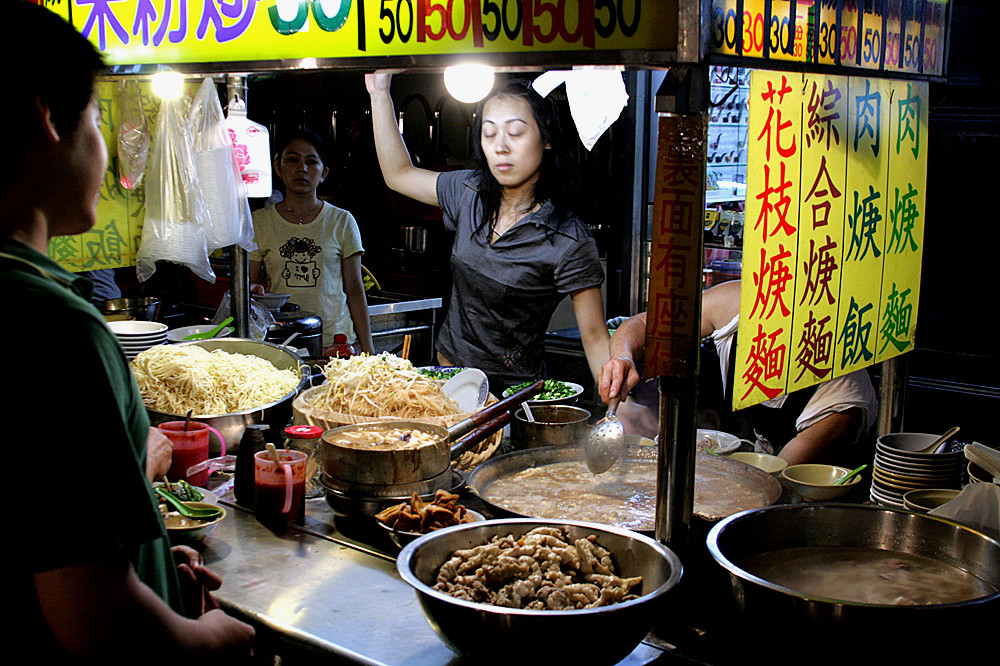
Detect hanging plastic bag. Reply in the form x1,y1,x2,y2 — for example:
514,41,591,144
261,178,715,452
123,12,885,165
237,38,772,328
117,79,149,190
188,78,257,252
225,97,272,198
213,291,275,341
136,94,215,283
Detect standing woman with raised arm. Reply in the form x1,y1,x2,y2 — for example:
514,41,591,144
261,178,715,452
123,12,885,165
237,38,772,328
365,71,610,391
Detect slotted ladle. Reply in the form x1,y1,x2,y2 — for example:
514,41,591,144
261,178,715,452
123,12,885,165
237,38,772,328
585,397,624,474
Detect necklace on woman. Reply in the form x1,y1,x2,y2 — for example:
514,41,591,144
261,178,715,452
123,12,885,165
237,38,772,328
282,199,321,224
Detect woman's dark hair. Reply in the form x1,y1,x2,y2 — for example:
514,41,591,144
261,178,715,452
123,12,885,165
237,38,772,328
276,129,329,166
3,3,104,183
470,79,581,236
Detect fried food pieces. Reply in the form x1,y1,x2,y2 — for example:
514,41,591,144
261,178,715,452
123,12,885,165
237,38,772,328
433,526,642,610
375,490,475,534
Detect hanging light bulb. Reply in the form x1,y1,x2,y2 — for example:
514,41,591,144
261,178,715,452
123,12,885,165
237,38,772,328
151,71,185,100
444,64,495,104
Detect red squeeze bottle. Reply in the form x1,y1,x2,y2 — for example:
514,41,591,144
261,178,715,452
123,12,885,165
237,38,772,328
333,333,356,358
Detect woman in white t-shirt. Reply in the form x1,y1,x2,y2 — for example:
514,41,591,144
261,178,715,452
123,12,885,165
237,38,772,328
249,130,374,355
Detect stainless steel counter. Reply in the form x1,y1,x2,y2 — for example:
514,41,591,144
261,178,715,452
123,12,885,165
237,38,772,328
202,496,675,665
366,293,443,365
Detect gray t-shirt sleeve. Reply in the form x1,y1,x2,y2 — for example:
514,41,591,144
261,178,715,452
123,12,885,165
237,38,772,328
436,169,477,233
553,222,604,294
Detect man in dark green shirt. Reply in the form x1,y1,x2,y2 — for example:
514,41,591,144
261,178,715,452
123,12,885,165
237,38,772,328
3,4,254,661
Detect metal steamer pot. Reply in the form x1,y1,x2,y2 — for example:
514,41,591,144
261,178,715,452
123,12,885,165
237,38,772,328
706,504,1000,658
319,380,544,519
146,338,310,455
466,444,782,534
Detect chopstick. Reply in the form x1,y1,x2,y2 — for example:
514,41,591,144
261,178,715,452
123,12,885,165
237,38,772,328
401,334,412,360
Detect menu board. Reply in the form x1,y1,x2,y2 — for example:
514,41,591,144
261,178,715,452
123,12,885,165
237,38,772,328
734,70,928,410
709,0,950,77
46,0,678,66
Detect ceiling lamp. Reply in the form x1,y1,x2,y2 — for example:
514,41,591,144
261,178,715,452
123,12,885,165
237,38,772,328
444,64,495,104
151,71,185,100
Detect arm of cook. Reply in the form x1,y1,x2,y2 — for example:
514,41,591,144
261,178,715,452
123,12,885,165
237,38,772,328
366,71,440,207
571,286,611,383
598,311,646,405
342,252,375,355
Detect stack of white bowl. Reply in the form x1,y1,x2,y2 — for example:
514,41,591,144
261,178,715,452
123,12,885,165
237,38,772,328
107,320,168,360
870,432,966,508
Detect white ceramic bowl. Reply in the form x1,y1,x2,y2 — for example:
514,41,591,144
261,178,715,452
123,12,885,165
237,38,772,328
252,292,291,310
108,320,169,336
729,451,788,475
502,380,584,405
903,488,961,512
167,324,234,343
781,464,862,501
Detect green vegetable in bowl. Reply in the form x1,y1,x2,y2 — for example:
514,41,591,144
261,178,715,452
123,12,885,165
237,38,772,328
418,367,463,380
161,479,204,503
506,379,577,401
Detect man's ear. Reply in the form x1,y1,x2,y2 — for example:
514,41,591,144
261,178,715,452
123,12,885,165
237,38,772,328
34,96,60,144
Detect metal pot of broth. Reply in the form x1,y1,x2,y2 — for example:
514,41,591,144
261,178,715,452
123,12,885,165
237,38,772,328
466,444,782,534
319,380,543,491
706,504,1000,657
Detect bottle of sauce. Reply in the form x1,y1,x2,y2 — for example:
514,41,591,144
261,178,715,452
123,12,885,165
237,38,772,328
234,424,270,508
283,425,324,499
333,333,356,358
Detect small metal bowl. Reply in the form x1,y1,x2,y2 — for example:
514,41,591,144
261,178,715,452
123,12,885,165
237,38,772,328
376,508,485,549
163,502,226,543
397,518,683,664
97,296,160,321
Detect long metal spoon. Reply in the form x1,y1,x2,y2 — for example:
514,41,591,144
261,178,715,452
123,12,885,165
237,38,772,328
585,397,624,474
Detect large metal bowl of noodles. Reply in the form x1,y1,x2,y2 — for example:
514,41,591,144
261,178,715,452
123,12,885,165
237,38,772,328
145,338,309,455
706,503,1000,660
397,518,683,665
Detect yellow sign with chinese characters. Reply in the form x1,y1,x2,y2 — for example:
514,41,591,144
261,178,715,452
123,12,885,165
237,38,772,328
736,70,928,410
48,0,678,66
46,79,153,272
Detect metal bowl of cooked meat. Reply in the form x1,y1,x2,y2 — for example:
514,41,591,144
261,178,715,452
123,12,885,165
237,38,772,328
397,518,683,665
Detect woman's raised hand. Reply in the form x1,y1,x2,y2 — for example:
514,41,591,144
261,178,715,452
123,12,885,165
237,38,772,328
365,70,398,95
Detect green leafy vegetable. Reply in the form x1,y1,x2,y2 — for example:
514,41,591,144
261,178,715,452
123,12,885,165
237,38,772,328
418,367,463,380
506,379,577,401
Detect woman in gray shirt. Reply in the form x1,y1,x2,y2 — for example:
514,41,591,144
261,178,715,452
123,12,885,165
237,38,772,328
366,72,610,390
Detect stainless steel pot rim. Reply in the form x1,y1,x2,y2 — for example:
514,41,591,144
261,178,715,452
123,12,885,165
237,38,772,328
319,468,466,501
148,338,309,419
396,517,683,616
706,503,1000,609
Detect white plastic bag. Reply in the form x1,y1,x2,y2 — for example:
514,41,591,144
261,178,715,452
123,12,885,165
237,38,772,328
188,78,256,252
117,79,149,190
213,291,275,341
136,95,215,283
225,98,272,198
930,483,1000,537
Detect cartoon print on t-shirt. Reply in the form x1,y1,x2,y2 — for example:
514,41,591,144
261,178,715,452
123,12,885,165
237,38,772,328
280,237,322,288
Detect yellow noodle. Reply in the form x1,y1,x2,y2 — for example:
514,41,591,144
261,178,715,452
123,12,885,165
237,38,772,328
310,353,460,418
131,345,301,416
